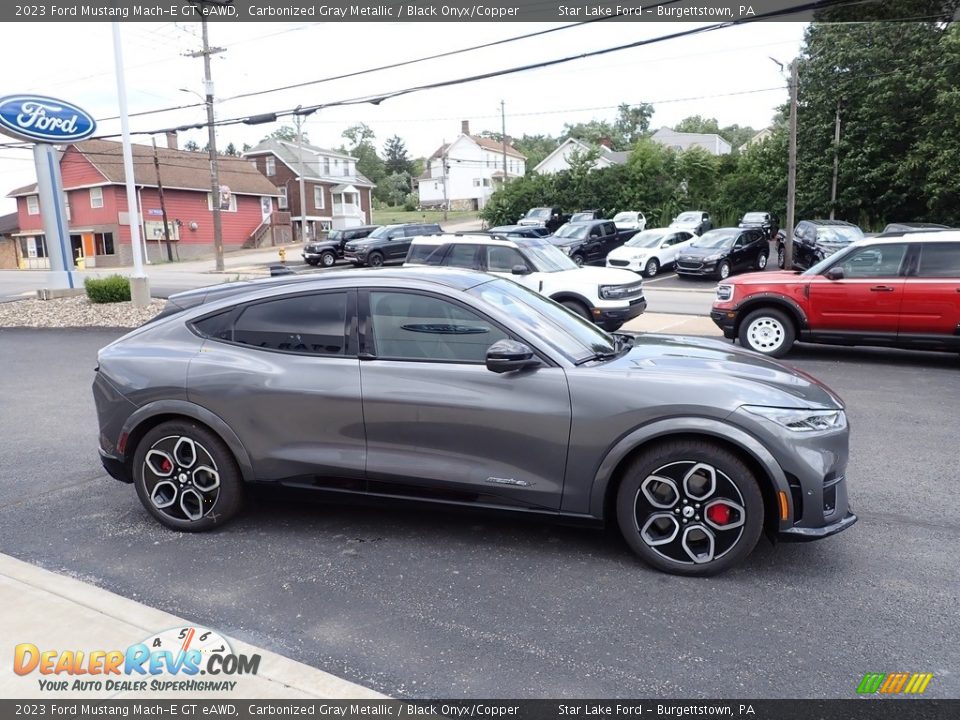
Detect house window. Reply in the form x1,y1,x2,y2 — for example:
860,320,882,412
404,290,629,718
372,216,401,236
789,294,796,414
343,163,350,177
313,186,325,210
208,192,237,212
483,179,490,187
94,232,115,255
277,186,288,210
90,187,104,209
265,157,276,176
63,193,71,221
19,236,47,258
473,179,481,187
26,195,39,215
323,158,330,175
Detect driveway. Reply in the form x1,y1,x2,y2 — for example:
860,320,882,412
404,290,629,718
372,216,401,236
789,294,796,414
0,329,957,698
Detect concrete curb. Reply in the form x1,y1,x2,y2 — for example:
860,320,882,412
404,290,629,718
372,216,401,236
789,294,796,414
0,553,385,699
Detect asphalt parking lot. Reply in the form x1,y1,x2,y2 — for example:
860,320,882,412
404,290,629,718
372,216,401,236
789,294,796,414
1,328,957,699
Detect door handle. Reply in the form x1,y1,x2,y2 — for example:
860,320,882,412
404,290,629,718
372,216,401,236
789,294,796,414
870,286,896,292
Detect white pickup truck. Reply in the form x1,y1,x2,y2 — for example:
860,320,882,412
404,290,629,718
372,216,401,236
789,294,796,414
405,233,646,332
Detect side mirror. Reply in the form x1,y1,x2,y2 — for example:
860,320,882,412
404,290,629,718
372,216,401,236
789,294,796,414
825,266,844,280
511,264,531,276
486,339,540,374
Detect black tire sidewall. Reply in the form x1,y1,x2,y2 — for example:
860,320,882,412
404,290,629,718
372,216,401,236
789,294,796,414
738,307,796,357
368,252,384,267
132,420,243,532
561,300,591,321
718,261,731,279
616,440,764,576
572,254,585,267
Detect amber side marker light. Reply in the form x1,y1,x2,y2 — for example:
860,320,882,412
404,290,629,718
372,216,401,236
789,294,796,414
778,491,790,520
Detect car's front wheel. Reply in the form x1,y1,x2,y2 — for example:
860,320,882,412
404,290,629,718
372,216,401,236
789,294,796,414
571,253,585,267
644,258,660,277
132,420,243,532
738,307,796,357
560,299,592,322
777,245,785,269
717,260,732,280
367,252,384,267
319,250,337,267
616,440,764,576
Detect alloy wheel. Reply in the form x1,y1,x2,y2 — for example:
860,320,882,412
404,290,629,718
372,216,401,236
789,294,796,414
142,435,220,523
757,253,768,270
634,461,746,566
645,258,659,277
718,262,731,279
320,251,336,267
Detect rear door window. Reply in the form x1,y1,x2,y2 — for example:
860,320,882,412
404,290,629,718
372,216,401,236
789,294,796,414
443,244,481,269
231,292,349,355
485,246,528,273
916,243,960,278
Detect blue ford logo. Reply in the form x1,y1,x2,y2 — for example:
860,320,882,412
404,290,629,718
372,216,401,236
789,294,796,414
0,95,96,143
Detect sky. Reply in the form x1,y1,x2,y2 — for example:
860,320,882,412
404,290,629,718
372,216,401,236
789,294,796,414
0,20,806,213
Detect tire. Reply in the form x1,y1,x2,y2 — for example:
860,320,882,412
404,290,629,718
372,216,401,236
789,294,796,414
560,299,592,321
777,245,785,269
132,420,243,532
738,307,796,358
571,253,585,267
717,260,732,280
756,251,768,270
367,252,384,267
319,251,336,267
644,258,660,278
616,439,764,576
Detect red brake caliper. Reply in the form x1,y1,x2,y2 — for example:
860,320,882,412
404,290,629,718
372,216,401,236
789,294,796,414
706,503,733,526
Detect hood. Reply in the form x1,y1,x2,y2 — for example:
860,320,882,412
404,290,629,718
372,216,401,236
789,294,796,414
599,334,843,409
608,244,653,260
723,270,801,285
670,220,700,229
679,245,728,259
565,265,641,285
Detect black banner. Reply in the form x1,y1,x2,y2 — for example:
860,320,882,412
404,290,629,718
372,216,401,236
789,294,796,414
1,700,958,720
5,0,960,23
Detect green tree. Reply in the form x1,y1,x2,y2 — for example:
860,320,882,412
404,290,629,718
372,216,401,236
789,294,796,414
342,124,385,190
183,140,200,152
383,135,413,175
674,115,721,135
262,125,308,144
223,142,239,157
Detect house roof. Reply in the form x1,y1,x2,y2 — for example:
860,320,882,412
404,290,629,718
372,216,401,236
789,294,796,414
429,135,525,161
532,137,630,173
0,212,18,235
6,140,281,198
242,138,375,187
651,127,732,151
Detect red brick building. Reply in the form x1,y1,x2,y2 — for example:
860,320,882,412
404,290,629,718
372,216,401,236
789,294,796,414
7,139,286,268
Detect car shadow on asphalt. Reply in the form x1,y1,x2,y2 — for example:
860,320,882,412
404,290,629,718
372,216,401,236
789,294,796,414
783,343,960,369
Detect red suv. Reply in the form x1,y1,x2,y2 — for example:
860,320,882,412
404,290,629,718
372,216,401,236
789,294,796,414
711,232,960,357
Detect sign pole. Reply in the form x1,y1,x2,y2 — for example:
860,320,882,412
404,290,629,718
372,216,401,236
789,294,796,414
31,144,73,289
111,21,150,307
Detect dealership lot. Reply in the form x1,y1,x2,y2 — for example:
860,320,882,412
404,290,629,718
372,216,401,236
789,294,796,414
1,328,957,698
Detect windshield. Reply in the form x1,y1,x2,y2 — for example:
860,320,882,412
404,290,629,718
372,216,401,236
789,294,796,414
570,213,594,222
526,208,551,219
613,212,637,222
553,223,589,239
817,226,863,244
742,213,767,223
625,230,667,248
518,239,578,272
691,229,737,249
469,278,615,363
674,212,700,223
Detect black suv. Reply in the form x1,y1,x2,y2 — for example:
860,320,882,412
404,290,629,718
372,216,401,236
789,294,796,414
676,227,769,280
777,220,864,270
738,211,779,240
302,225,379,267
344,223,442,267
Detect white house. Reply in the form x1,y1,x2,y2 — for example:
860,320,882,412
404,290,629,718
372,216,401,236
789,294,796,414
651,127,732,156
417,121,526,210
534,137,630,174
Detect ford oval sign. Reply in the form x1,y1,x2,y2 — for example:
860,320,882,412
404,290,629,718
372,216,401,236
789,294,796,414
0,95,96,143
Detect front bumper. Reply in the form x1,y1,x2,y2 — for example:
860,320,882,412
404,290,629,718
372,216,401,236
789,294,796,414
710,308,739,339
343,250,366,264
606,258,646,272
676,260,719,276
778,510,858,541
595,296,646,324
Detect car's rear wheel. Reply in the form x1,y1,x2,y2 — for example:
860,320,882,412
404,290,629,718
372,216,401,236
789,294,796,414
132,420,243,532
560,299,592,322
616,440,764,576
756,251,768,270
644,258,660,277
319,250,336,267
717,260,732,280
738,307,795,357
367,252,384,267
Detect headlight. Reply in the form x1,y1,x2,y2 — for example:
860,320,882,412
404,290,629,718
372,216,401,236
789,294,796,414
743,406,846,432
599,283,641,300
560,245,573,255
704,253,724,262
716,284,734,302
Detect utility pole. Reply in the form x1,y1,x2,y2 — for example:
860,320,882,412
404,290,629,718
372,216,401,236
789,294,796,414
785,59,798,271
829,97,842,220
294,111,308,242
441,139,449,222
186,13,226,271
151,138,174,261
500,100,508,186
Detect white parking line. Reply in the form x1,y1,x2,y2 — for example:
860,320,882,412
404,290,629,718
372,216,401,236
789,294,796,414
643,273,680,284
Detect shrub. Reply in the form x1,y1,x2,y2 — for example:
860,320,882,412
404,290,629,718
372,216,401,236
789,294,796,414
85,275,131,304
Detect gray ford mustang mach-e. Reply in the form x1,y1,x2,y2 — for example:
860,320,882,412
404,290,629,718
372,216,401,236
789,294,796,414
93,267,855,576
